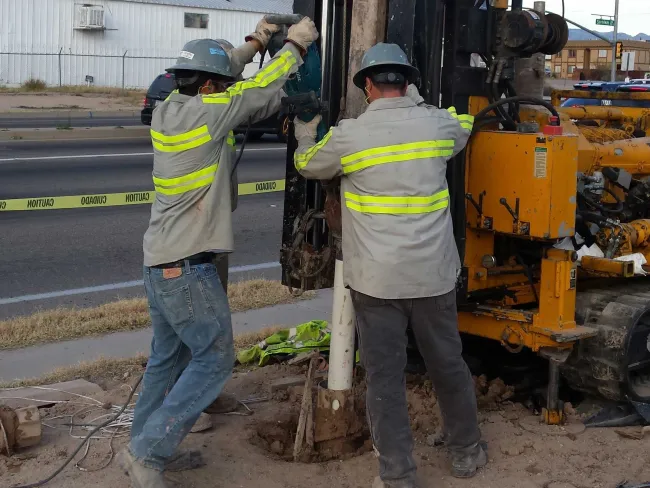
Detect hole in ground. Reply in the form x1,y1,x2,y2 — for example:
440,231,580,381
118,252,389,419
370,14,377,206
250,410,371,463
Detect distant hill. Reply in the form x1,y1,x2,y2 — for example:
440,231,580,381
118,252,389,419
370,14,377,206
569,28,650,42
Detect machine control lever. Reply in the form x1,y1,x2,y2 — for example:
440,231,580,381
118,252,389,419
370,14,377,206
499,197,520,222
466,192,485,215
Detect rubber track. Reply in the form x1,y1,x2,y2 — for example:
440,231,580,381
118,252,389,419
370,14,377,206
562,281,650,402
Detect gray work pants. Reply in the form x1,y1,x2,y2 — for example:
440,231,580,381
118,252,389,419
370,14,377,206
351,289,480,487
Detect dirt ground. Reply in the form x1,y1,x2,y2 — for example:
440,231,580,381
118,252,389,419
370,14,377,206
0,93,141,113
1,363,649,488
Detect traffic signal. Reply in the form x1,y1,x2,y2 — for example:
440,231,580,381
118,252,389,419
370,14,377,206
616,41,623,59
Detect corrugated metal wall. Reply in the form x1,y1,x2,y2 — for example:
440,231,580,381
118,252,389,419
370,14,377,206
0,0,270,88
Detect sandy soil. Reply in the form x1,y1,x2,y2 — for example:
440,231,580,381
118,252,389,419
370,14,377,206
1,364,649,488
0,93,141,113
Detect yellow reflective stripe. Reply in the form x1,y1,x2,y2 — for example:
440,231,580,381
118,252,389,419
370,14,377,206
165,89,179,101
152,134,212,152
341,140,454,165
344,189,449,205
153,163,218,188
202,51,297,105
151,124,209,144
155,176,214,196
202,96,230,105
343,149,454,174
458,114,474,131
295,128,334,170
346,199,449,215
447,106,458,118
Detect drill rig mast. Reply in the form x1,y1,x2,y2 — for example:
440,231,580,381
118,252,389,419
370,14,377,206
280,0,650,423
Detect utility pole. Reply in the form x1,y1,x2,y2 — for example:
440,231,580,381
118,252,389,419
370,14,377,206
611,0,619,81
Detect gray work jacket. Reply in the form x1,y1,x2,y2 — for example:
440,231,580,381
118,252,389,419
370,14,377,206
143,43,302,267
294,96,473,299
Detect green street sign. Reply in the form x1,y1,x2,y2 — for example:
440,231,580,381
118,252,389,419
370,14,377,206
596,18,615,26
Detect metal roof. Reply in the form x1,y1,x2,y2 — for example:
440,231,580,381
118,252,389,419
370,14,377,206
120,0,293,14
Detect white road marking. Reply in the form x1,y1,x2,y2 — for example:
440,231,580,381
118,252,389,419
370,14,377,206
0,262,280,305
0,147,285,163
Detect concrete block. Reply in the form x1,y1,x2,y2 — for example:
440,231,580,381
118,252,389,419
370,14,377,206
0,379,103,409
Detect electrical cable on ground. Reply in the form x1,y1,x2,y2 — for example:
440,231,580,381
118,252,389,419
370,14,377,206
10,373,143,488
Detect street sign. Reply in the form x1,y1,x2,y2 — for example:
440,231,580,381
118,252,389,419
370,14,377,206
596,18,615,26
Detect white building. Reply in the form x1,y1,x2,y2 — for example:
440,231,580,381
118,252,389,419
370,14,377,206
0,0,292,88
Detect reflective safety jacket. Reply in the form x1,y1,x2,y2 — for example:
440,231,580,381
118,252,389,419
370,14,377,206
143,44,302,267
294,96,473,299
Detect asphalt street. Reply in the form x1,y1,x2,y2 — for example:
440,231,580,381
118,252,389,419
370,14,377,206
0,114,140,129
0,137,289,318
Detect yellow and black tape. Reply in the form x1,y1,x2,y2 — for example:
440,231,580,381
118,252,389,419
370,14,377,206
0,179,285,212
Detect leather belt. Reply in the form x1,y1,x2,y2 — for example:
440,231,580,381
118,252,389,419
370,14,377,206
153,253,214,269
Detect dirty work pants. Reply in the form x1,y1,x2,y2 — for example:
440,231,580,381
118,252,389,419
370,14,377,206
351,289,480,487
130,262,234,470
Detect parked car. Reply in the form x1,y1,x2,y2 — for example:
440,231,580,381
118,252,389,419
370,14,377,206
561,83,650,109
141,72,286,142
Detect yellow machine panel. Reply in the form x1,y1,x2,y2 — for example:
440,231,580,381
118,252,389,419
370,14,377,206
467,132,578,239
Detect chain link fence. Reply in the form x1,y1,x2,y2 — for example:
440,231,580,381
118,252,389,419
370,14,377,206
0,51,178,89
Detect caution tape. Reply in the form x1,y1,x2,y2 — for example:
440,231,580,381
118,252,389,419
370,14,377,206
0,179,285,212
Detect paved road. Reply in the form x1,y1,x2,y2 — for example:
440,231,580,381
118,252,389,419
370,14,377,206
0,114,140,129
0,138,289,318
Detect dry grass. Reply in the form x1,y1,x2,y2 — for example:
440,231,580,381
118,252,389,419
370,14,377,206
0,280,312,350
0,85,145,97
0,355,149,389
0,326,285,388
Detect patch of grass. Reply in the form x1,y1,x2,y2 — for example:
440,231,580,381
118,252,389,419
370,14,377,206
0,280,314,350
0,326,287,388
21,78,47,91
0,355,149,389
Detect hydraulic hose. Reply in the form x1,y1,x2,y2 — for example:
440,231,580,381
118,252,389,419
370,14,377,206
475,95,560,121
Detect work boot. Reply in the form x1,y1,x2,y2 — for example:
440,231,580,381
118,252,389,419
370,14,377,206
117,449,170,488
204,392,239,414
372,476,417,488
449,442,488,478
164,449,206,472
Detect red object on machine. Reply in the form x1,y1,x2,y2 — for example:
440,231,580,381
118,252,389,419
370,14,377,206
543,116,563,135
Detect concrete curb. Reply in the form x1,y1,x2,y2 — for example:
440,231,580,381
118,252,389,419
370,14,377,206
0,125,149,142
0,110,140,119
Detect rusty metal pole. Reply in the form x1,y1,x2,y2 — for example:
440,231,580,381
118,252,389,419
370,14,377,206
514,1,545,98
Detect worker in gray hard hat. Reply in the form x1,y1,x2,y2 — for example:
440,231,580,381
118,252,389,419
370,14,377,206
292,42,485,487
197,35,275,418
117,16,318,488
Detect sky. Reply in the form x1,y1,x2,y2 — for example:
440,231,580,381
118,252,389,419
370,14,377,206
522,0,650,35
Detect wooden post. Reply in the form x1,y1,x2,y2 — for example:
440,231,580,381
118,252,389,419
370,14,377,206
343,0,388,119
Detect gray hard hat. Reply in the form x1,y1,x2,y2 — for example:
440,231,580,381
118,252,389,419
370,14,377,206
215,38,235,53
166,39,233,78
352,43,420,89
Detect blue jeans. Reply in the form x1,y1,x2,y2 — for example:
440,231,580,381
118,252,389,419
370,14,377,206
129,262,234,470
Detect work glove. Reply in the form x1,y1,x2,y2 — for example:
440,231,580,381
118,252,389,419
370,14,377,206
245,17,281,48
294,115,321,144
285,17,319,53
405,84,425,105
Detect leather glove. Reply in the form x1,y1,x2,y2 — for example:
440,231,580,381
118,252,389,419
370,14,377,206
285,17,319,53
245,17,281,48
294,115,321,144
405,84,425,105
